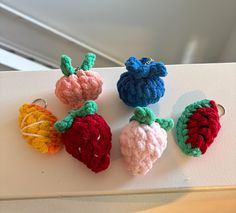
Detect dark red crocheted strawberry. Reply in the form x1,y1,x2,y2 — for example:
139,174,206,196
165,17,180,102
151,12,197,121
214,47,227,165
55,101,112,173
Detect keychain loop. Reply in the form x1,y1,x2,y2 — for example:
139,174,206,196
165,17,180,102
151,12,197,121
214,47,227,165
32,98,47,108
217,104,225,117
145,58,154,64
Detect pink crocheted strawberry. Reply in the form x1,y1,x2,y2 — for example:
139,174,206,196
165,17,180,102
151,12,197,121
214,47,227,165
119,107,174,175
55,53,103,108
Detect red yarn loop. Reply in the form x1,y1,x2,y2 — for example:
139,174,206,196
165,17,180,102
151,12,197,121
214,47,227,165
62,114,112,173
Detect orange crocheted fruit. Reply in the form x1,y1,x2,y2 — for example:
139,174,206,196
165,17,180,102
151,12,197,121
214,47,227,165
19,103,62,154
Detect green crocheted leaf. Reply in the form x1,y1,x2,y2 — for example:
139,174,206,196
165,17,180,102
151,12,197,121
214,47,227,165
130,107,156,125
54,116,74,133
54,100,97,132
60,54,76,76
130,107,174,131
70,100,97,117
155,118,174,132
80,53,96,71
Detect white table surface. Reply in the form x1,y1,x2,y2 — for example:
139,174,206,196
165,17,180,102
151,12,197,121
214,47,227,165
0,63,236,211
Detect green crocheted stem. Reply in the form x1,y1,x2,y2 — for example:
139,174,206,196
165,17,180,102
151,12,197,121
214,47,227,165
130,107,175,131
80,53,96,71
130,107,157,125
155,118,174,132
176,99,211,157
60,55,76,76
54,100,97,132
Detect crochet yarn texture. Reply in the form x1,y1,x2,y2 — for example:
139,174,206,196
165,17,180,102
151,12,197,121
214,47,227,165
176,99,221,157
119,107,174,175
18,103,62,154
117,56,168,107
55,53,103,108
54,101,112,173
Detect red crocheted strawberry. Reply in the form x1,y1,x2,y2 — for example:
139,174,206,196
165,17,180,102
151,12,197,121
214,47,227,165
54,101,112,173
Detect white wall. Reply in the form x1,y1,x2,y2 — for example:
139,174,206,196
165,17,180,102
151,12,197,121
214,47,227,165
220,24,236,62
1,0,236,64
0,9,119,68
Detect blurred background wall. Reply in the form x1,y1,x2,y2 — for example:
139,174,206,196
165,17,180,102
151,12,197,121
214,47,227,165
0,0,236,70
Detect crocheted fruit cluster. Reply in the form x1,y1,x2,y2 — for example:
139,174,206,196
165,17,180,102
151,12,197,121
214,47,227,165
55,53,103,108
117,56,168,107
18,103,62,154
176,99,221,157
119,107,174,175
55,101,112,173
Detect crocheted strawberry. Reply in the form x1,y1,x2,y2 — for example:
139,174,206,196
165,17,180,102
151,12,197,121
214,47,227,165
117,56,168,107
54,101,112,173
176,99,221,157
55,53,103,108
119,107,174,175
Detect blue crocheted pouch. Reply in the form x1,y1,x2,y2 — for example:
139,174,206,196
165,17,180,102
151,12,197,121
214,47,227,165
117,56,168,107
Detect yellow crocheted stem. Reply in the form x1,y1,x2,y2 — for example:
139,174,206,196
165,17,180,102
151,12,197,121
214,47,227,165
18,103,62,154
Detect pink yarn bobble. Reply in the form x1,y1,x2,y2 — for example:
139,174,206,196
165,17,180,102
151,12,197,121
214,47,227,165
55,71,102,108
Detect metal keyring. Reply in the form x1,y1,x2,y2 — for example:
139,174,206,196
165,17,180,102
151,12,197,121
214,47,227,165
217,104,225,117
32,98,47,108
145,58,154,65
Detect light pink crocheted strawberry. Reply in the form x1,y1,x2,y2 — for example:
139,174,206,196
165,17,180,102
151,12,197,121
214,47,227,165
55,53,103,108
119,107,174,175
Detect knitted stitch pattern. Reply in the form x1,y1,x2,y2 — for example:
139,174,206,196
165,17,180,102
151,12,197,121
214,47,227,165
55,101,112,173
176,99,221,157
119,107,174,175
55,53,103,108
18,103,62,154
117,57,168,107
